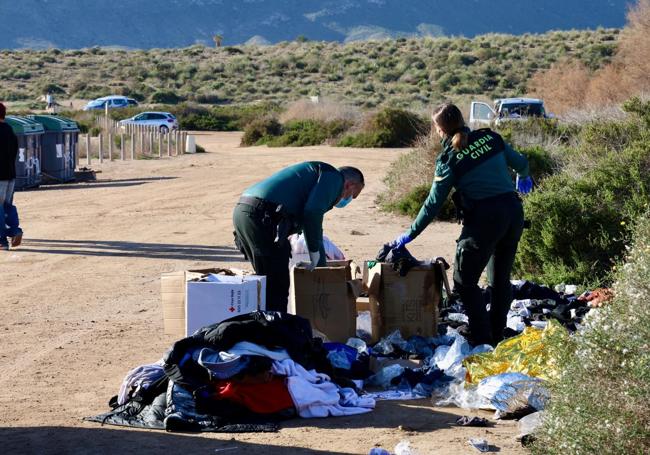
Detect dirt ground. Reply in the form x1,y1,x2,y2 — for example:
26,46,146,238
0,132,527,454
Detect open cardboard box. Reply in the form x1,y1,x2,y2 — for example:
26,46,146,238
289,260,362,343
161,268,265,338
362,261,441,342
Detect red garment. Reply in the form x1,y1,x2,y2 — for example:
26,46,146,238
214,377,294,414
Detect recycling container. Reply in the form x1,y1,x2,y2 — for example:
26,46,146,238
5,116,44,190
29,114,79,182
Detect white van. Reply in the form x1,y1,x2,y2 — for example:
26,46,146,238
469,98,548,128
82,96,138,111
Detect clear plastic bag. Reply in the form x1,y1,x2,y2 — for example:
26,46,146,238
366,364,405,388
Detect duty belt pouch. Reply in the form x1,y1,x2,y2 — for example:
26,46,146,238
452,191,476,224
272,205,292,244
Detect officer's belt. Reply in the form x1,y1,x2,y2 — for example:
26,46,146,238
238,195,281,213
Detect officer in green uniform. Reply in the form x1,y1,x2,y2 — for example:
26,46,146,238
233,161,365,312
391,103,532,346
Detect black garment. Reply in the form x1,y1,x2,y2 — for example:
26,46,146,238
376,243,421,276
0,122,18,181
453,192,524,346
163,311,333,393
512,281,563,304
86,380,281,433
233,201,292,312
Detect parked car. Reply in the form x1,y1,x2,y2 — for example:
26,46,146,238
119,111,178,132
82,96,137,111
469,97,550,128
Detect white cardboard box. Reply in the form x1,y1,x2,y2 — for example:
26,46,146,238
185,274,266,336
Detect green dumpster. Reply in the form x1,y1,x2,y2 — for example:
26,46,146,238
5,116,44,190
29,114,80,182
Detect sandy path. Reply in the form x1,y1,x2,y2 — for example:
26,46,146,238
0,132,525,454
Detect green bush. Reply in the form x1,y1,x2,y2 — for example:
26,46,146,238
150,90,183,104
518,145,558,183
532,214,650,455
386,184,457,221
240,117,282,146
515,143,650,287
265,119,351,147
338,108,428,148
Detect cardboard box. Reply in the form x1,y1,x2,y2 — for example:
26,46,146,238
366,262,440,340
289,260,361,342
161,268,265,338
186,274,266,336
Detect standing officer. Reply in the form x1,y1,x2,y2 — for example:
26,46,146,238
391,103,532,346
233,161,364,312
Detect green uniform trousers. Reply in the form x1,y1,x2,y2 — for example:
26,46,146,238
453,192,524,346
233,202,291,313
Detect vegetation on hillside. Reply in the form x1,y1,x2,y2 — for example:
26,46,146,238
531,0,650,114
0,29,618,110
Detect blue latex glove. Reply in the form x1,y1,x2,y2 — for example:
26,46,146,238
516,175,533,194
390,233,412,250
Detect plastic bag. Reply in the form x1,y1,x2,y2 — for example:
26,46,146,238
289,233,345,260
324,342,358,370
372,329,415,355
476,373,549,419
436,333,470,371
347,337,369,355
463,320,567,384
435,381,492,410
356,311,372,341
394,440,419,455
518,410,544,437
366,364,405,388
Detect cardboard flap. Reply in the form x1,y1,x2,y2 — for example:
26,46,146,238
367,263,382,297
347,279,362,298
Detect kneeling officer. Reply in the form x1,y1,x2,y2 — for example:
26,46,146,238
390,103,532,346
233,161,365,312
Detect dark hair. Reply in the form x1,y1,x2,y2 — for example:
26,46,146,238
0,103,5,120
338,166,364,185
432,103,468,151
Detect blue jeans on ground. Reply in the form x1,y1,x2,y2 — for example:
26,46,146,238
0,179,21,245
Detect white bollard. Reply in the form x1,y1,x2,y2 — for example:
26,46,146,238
185,134,196,154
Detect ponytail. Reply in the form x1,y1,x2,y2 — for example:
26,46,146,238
452,131,469,151
432,103,467,151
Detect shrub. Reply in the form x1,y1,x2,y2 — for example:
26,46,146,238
338,108,428,148
150,90,183,104
531,214,650,455
240,117,282,146
267,119,351,147
517,145,559,182
514,142,650,287
386,184,457,221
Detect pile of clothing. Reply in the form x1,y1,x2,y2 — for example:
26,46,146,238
87,312,374,433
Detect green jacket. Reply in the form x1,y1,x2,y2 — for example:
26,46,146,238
408,128,529,239
243,161,343,259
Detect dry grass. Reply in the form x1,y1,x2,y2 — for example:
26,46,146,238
530,0,650,113
279,98,361,123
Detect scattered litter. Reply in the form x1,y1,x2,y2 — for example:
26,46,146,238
368,448,390,455
518,410,544,438
468,438,490,453
477,373,548,419
455,416,489,427
394,439,418,455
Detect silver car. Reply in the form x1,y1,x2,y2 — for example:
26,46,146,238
119,111,179,133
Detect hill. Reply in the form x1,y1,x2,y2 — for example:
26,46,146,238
0,0,627,49
0,29,619,109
